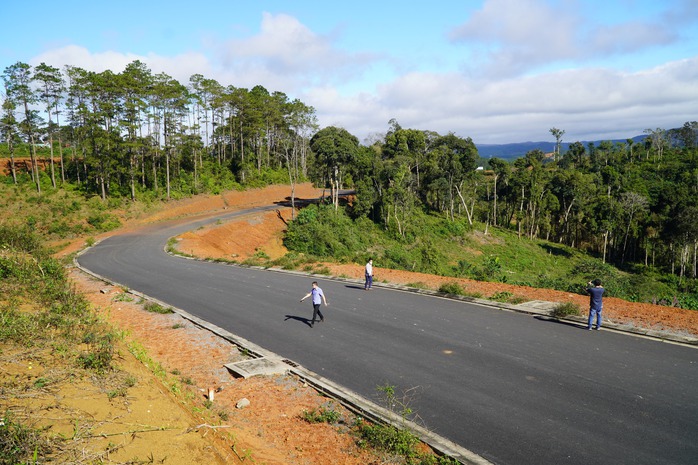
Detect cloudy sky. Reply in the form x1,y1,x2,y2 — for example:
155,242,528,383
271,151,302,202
1,0,697,144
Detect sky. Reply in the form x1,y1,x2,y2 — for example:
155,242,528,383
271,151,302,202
1,0,697,145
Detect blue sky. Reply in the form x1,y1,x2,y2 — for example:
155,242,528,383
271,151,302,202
2,0,697,144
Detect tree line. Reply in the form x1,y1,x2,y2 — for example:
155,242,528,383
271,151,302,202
309,120,698,285
2,60,697,285
1,60,316,201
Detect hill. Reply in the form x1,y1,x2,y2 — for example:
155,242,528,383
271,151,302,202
476,135,647,161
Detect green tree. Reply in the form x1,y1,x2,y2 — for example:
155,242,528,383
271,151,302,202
2,62,41,192
310,126,359,209
33,62,64,188
549,127,565,161
1,82,19,183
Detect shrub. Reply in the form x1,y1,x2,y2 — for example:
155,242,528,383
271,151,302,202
438,282,464,295
77,332,115,372
490,291,513,302
551,302,581,318
301,406,341,424
354,419,419,457
143,302,174,314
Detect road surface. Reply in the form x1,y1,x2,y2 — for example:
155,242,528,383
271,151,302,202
77,206,698,465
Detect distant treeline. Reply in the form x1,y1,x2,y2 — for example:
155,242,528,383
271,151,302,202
1,61,697,283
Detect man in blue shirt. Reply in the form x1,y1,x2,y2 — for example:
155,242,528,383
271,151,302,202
586,279,605,330
300,281,328,328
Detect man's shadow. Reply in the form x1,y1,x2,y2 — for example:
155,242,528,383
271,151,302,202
534,315,588,330
284,314,314,327
345,285,365,290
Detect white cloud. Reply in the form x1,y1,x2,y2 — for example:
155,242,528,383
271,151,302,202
21,9,698,147
216,12,379,91
447,0,684,78
29,45,213,85
310,56,698,144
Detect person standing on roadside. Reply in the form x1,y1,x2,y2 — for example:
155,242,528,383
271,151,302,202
364,258,374,290
586,279,605,330
300,281,328,328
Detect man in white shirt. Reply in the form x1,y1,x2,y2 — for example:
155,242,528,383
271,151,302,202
364,258,373,290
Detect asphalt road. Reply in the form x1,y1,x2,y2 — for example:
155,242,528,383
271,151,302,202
77,206,698,465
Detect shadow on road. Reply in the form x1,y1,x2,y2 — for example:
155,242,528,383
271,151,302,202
534,315,588,330
284,314,314,327
344,284,365,290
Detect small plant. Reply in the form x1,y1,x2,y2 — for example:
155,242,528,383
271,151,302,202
77,332,115,372
0,413,53,463
172,323,185,329
143,301,174,314
490,291,513,302
354,418,419,457
107,388,127,399
253,249,270,260
33,377,50,389
407,282,430,289
438,282,464,295
112,292,134,302
314,266,331,275
551,302,581,318
301,405,341,424
123,375,137,388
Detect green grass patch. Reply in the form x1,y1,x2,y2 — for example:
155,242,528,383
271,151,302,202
143,302,174,314
301,404,341,424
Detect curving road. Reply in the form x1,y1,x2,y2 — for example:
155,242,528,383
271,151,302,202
77,205,698,465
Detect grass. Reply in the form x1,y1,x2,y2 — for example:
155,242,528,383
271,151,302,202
0,412,54,464
284,204,696,308
143,301,174,314
301,404,341,424
438,282,464,295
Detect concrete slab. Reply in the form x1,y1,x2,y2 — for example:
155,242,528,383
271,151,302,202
224,357,289,379
511,299,558,315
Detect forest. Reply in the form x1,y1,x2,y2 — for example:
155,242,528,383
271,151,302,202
2,60,697,306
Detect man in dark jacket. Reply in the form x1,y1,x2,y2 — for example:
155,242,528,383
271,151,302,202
586,279,605,330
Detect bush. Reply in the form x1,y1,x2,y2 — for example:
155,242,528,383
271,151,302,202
301,405,341,424
354,419,419,457
551,302,581,318
438,282,464,295
86,212,121,232
77,332,115,372
284,205,362,258
143,302,174,314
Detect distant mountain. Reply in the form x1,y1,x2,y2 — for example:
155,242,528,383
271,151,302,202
476,135,647,161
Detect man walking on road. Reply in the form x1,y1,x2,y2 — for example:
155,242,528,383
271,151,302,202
364,258,374,290
300,281,328,327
